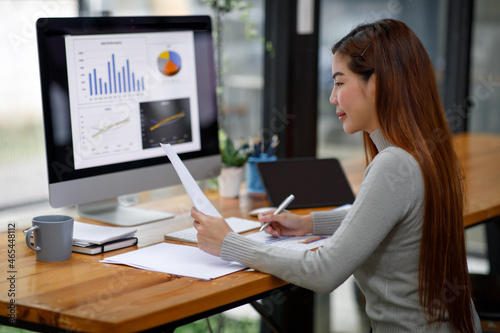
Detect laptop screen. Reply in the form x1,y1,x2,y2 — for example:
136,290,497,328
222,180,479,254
256,158,356,209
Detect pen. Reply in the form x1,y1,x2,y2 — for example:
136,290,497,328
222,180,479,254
253,137,262,157
266,134,279,157
259,194,295,232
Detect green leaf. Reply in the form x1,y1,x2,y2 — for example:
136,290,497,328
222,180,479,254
219,129,249,167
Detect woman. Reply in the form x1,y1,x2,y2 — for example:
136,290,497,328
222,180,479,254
192,19,481,332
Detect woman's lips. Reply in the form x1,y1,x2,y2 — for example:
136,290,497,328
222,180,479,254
337,111,346,121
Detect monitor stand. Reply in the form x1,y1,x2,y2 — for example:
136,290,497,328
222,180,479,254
77,198,174,226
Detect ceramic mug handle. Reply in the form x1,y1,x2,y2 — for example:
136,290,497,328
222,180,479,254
25,225,41,251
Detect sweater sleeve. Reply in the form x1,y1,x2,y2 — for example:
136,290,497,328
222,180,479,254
312,205,350,235
221,148,419,293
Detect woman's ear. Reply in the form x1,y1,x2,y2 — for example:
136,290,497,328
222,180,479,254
365,73,377,100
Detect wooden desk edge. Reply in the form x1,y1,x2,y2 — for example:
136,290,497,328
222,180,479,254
58,274,289,332
0,229,289,333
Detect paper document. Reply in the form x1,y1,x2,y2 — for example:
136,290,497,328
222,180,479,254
165,217,260,243
243,204,351,251
100,242,246,280
245,232,330,251
161,143,222,217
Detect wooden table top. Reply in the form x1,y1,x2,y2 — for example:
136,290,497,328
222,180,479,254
340,132,500,228
0,192,289,332
453,133,500,226
1,132,499,332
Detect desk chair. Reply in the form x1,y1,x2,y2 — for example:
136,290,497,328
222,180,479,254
470,273,500,332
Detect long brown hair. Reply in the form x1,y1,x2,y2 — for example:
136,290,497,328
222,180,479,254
332,19,474,332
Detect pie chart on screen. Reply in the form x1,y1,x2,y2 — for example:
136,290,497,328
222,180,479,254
157,51,182,76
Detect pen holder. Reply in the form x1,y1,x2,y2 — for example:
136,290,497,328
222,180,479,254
245,154,277,194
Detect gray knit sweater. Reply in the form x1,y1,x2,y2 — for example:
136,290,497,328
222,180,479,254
220,129,481,332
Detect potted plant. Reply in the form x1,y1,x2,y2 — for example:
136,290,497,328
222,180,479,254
218,129,249,197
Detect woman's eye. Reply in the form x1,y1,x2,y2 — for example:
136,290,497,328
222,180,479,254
335,82,343,87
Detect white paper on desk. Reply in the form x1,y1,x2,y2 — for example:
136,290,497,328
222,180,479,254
243,204,350,251
160,143,222,218
100,243,246,280
245,232,330,251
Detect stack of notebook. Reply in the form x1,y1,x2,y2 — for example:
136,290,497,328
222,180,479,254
72,222,138,255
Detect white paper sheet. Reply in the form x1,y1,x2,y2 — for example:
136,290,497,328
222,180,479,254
160,143,222,217
243,204,351,251
245,232,330,251
100,242,246,280
164,217,260,243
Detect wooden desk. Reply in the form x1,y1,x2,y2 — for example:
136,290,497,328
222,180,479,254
1,133,500,332
454,133,500,227
0,193,290,333
340,132,500,228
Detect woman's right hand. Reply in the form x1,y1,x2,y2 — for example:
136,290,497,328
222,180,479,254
258,210,313,237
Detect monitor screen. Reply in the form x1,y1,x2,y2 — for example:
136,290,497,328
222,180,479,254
36,16,220,225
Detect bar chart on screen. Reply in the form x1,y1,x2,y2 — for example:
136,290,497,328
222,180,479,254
73,37,148,103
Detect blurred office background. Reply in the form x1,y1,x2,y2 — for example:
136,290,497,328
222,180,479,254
1,0,499,332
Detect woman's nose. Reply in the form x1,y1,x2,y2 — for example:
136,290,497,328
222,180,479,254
330,90,338,106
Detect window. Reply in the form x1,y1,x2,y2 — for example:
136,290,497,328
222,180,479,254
0,1,78,213
469,0,500,133
317,0,448,159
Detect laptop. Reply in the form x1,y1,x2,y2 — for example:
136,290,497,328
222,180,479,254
256,158,356,209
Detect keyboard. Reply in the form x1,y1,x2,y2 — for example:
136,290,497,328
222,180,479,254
164,217,260,243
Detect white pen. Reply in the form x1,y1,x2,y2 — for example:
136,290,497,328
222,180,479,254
259,194,295,232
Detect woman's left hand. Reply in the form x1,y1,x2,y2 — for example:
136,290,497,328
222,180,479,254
191,207,233,256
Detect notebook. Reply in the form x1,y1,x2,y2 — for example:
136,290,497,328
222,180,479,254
256,158,355,209
72,221,137,246
72,237,138,255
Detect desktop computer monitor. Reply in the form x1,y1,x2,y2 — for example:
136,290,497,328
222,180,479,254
36,16,221,226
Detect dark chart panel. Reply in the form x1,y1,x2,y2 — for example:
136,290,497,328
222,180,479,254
140,98,192,149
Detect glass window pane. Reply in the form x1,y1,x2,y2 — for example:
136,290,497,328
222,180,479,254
0,1,78,211
317,0,448,159
469,0,500,133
